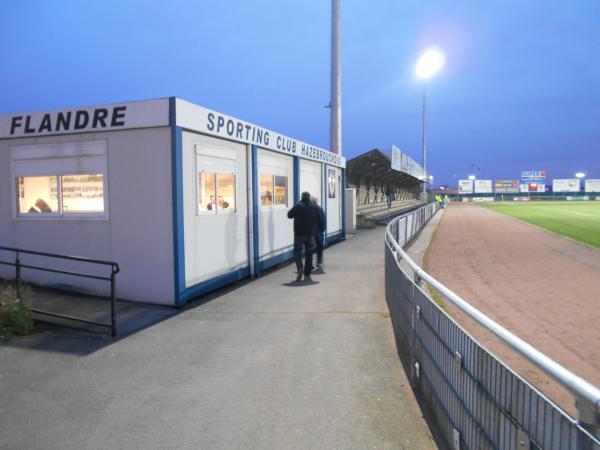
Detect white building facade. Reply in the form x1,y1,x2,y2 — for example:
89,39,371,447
0,98,346,305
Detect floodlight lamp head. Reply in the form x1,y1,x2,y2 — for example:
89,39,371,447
416,48,446,80
575,172,586,179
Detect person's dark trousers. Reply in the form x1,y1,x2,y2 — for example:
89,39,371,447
294,235,315,276
387,196,392,208
314,231,324,266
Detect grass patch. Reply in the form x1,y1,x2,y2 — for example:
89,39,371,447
0,280,34,338
357,222,377,229
426,285,449,313
483,201,600,249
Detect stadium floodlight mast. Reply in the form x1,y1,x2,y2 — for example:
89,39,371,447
415,47,446,194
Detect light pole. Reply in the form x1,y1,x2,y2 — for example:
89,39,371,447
415,48,445,195
575,171,586,192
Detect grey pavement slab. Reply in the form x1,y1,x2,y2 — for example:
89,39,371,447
0,229,436,450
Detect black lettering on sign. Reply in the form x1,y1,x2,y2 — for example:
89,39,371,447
38,114,52,132
92,108,109,128
24,116,35,134
10,116,22,134
75,111,89,129
264,131,270,146
56,112,71,131
226,119,234,136
216,116,225,132
236,122,243,139
110,106,126,127
207,113,215,131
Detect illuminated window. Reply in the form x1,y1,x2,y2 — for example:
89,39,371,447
11,141,108,220
196,154,236,215
61,174,104,213
16,176,59,214
198,172,216,213
260,174,274,206
260,173,288,207
274,176,288,205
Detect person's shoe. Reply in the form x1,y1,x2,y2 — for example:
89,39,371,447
296,272,303,282
304,274,312,282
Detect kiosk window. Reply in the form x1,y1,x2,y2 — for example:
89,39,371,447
260,173,288,207
61,174,104,213
260,174,274,206
274,176,287,205
195,154,236,215
12,140,108,220
17,176,59,214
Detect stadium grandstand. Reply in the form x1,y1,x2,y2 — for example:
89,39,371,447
346,148,424,224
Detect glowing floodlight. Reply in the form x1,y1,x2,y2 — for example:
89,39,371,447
468,175,476,180
416,48,446,80
575,172,586,179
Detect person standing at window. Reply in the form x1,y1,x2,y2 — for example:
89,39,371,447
311,197,326,269
287,191,320,282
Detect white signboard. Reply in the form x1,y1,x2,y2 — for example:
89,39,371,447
553,179,580,192
474,179,493,193
391,145,401,171
458,179,473,194
0,99,169,138
176,99,345,168
585,179,600,192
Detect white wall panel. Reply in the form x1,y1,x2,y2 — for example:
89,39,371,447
300,159,322,206
182,132,249,287
258,149,294,259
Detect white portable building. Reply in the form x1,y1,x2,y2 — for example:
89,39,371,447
0,98,346,305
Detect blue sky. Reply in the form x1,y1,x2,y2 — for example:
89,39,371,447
1,0,599,185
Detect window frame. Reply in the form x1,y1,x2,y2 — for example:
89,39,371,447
194,153,238,217
259,172,289,209
11,141,109,221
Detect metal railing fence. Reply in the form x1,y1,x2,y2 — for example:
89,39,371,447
0,246,119,337
384,203,600,449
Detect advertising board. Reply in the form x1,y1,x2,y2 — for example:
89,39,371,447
521,170,546,181
585,179,600,192
495,180,519,193
553,179,580,192
520,182,545,193
458,179,473,194
390,145,424,180
474,179,493,193
391,145,401,171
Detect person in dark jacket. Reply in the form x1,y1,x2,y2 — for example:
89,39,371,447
311,196,326,269
385,186,393,209
287,191,320,281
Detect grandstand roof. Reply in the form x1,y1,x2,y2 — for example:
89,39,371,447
346,148,423,187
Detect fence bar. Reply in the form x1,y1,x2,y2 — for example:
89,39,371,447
384,202,600,446
0,246,119,337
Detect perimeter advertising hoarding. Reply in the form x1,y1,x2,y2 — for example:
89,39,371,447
495,180,519,193
458,179,474,194
585,179,600,192
474,179,493,193
520,183,545,193
553,179,580,192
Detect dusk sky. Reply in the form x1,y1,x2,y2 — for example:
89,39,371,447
1,0,599,185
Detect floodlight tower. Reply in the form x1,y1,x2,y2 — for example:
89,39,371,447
415,48,445,193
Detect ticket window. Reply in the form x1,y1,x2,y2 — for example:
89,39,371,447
196,155,236,215
260,173,288,207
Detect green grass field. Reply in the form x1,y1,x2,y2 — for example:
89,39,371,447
482,201,600,249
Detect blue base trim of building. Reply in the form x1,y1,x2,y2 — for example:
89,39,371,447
326,231,344,245
259,249,294,273
178,267,251,304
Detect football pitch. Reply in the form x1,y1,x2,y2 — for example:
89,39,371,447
482,201,600,249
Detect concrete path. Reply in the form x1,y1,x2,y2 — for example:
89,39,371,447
0,229,435,450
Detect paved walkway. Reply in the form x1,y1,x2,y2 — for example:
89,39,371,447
0,229,435,450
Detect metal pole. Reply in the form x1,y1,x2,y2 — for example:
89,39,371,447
110,271,116,337
330,0,342,156
422,82,427,194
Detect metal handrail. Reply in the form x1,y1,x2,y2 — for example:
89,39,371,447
0,246,120,337
385,210,600,434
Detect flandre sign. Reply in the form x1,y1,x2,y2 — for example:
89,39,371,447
9,106,127,135
0,99,169,138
